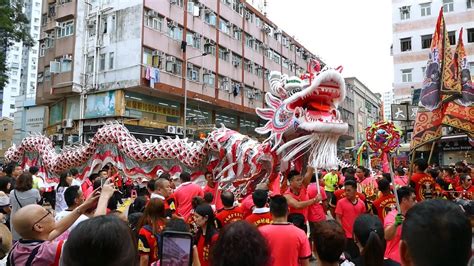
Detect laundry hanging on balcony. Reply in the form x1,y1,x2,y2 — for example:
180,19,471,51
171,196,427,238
145,66,160,87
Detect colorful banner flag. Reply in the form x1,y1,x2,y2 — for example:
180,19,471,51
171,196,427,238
410,106,445,151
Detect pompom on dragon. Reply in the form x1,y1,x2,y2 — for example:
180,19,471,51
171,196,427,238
5,60,348,195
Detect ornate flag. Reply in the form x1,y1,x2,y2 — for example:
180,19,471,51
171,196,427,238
441,30,474,138
410,106,445,150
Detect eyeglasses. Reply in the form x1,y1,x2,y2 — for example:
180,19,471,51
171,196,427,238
467,179,472,182
31,209,52,230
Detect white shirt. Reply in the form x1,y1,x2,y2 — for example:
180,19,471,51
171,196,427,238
55,210,89,230
150,193,165,200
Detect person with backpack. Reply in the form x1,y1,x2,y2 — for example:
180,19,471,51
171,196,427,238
137,198,167,266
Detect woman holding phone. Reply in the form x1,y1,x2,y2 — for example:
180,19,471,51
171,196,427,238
193,204,218,266
137,198,167,266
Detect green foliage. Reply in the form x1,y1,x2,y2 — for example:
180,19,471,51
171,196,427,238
0,0,34,89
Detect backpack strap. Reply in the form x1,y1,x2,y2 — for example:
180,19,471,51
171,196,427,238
13,191,23,208
25,245,42,266
6,242,20,266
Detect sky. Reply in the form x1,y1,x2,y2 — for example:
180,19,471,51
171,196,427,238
266,0,394,94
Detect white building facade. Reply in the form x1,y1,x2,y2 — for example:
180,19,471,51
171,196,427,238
383,90,394,121
392,0,474,104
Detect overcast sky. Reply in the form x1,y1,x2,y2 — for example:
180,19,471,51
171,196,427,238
266,0,394,94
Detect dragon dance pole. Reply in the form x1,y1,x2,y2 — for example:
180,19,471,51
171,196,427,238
427,141,436,166
387,152,401,213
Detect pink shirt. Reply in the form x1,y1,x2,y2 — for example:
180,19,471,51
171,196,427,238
9,240,63,266
241,194,255,218
394,175,408,188
203,184,223,211
360,177,378,198
335,197,366,238
173,182,204,220
284,186,309,221
81,179,93,199
259,224,312,266
306,184,327,222
384,209,402,263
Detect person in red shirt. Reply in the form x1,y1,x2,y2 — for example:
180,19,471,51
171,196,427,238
151,178,176,218
245,189,272,227
137,198,167,266
173,172,204,220
240,182,269,218
202,171,223,211
410,159,438,201
384,186,416,265
329,176,366,218
81,173,99,200
193,204,219,266
215,191,244,228
372,178,396,222
442,167,459,190
394,168,409,188
259,195,311,266
283,167,318,226
455,173,474,200
335,179,366,259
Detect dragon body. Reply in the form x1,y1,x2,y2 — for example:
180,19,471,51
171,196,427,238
6,62,348,193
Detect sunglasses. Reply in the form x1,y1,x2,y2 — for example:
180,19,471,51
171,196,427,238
32,209,52,230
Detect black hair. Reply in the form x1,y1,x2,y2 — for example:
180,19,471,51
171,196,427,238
353,214,385,266
252,189,268,208
128,196,147,214
220,191,234,208
70,168,79,176
460,173,470,183
3,163,16,176
377,178,390,193
164,218,190,233
443,167,454,176
192,196,205,209
0,177,11,193
395,167,405,176
401,200,471,266
98,169,108,176
311,220,346,263
62,215,138,266
93,179,102,191
159,173,171,181
288,213,306,233
269,195,288,218
28,166,39,175
211,221,270,266
146,179,155,192
204,192,214,204
429,168,440,179
195,204,218,245
364,168,371,178
88,173,99,182
344,179,357,189
382,173,392,183
396,186,415,202
180,172,191,182
345,167,356,177
287,170,301,182
414,159,428,172
64,185,81,207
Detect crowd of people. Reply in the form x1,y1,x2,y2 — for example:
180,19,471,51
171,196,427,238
0,158,471,266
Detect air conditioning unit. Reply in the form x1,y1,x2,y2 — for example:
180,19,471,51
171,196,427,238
245,12,251,20
187,62,193,68
147,10,158,17
204,69,213,75
166,125,176,134
52,134,63,142
176,126,184,135
166,56,176,62
61,119,73,129
400,6,410,13
223,77,230,83
170,0,177,4
186,128,195,135
55,22,61,28
274,29,282,35
152,50,164,57
193,32,201,39
167,20,177,29
232,60,240,67
87,20,96,28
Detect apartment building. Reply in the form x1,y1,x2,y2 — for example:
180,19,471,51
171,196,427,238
383,90,394,121
392,0,474,103
35,0,321,145
0,118,14,164
1,0,43,119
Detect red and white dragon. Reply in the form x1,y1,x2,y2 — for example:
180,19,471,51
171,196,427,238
5,62,347,193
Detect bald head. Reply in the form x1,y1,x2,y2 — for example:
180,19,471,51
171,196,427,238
13,205,54,240
155,178,171,198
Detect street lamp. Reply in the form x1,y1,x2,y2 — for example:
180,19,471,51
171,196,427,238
183,52,209,136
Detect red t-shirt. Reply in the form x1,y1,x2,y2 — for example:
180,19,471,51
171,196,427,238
284,186,309,221
384,209,402,263
394,175,409,188
411,173,437,201
138,220,166,265
196,232,219,266
240,194,255,218
173,182,204,220
203,184,223,211
245,209,273,227
215,206,244,228
335,197,366,238
330,189,366,208
306,184,327,222
455,185,474,200
259,223,312,266
372,194,397,222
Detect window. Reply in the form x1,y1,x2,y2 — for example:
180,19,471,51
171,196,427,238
468,0,474,9
109,52,114,69
273,52,281,64
400,6,410,20
400,37,411,52
420,3,431,16
232,53,241,67
99,53,105,71
443,0,454,12
448,31,456,45
37,72,43,83
168,25,183,41
421,34,432,49
219,19,230,35
165,57,182,76
10,104,15,109
145,11,163,31
203,70,215,85
57,20,74,38
218,47,230,61
86,56,94,73
402,69,412,82
244,59,252,73
60,59,72,72
204,12,216,26
233,27,242,40
245,34,253,48
467,28,474,43
203,39,216,56
421,66,426,76
44,66,51,81
187,64,200,82
469,62,474,74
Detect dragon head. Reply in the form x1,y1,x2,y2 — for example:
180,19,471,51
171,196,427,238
256,62,348,169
